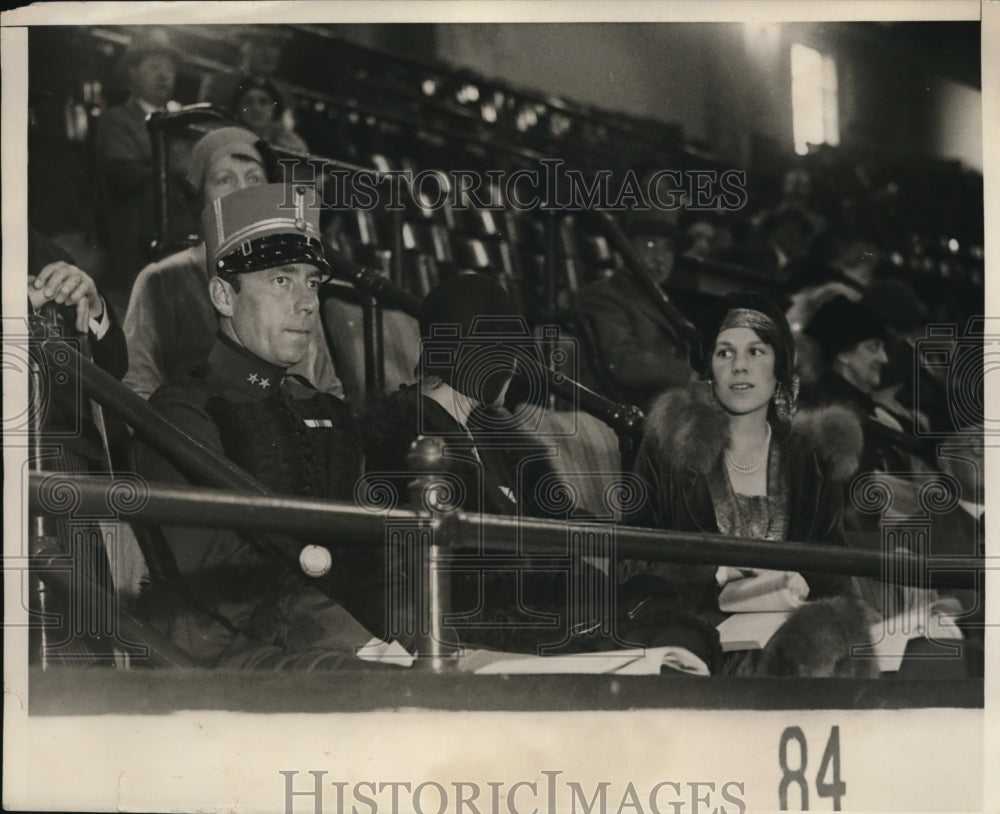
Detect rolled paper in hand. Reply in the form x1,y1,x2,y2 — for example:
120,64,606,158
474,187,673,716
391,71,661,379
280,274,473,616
718,569,810,612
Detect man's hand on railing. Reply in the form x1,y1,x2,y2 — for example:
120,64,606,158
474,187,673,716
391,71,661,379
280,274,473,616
29,262,106,334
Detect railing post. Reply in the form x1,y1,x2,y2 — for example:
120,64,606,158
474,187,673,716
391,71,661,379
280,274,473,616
147,110,170,256
28,353,57,668
361,294,386,405
402,436,460,672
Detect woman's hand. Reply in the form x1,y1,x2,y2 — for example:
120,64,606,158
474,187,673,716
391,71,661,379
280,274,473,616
28,262,105,333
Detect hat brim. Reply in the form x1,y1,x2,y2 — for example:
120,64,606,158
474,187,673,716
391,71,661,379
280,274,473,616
215,235,331,281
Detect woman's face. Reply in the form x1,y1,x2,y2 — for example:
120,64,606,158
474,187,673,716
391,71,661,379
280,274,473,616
711,326,778,416
237,87,279,135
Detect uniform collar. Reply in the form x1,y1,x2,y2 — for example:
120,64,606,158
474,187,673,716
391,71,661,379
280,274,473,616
206,333,287,396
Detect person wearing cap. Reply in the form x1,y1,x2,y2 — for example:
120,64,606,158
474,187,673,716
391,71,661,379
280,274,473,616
862,278,935,432
620,291,865,674
135,183,381,668
571,209,694,410
727,205,817,278
96,28,190,305
199,26,298,134
803,294,913,474
122,126,343,400
230,74,309,154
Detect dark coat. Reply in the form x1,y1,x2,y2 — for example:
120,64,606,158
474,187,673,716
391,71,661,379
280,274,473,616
573,271,693,409
95,100,195,288
135,335,377,665
363,384,602,653
29,226,128,466
804,370,916,475
364,383,565,519
623,386,863,615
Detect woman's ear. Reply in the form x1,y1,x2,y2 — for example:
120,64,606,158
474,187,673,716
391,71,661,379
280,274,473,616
209,276,235,317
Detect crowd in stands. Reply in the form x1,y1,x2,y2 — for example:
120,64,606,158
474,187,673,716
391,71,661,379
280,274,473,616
27,25,984,680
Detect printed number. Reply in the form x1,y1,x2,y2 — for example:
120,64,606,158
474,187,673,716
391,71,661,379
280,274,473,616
779,727,809,810
779,726,845,811
816,726,846,810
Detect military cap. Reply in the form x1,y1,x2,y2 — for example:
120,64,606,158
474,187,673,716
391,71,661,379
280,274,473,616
202,182,330,279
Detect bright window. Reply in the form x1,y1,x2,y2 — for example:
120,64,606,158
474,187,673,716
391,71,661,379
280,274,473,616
791,42,839,155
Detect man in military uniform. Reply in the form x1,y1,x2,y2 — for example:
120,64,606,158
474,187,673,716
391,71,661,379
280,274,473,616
136,183,382,668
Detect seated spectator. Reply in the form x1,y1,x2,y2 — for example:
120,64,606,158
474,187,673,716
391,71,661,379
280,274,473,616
365,272,560,518
784,230,881,386
200,26,297,132
862,278,933,432
620,291,864,674
572,211,694,409
785,229,880,294
122,126,343,400
230,74,309,153
679,210,731,264
727,206,817,279
364,273,600,652
28,226,127,663
803,295,914,474
95,29,192,311
135,183,383,667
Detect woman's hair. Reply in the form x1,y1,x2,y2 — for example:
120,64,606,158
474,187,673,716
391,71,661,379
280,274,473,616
230,74,285,121
691,291,796,385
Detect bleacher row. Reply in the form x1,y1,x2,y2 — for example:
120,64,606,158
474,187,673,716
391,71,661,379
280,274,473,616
30,24,984,344
20,25,987,712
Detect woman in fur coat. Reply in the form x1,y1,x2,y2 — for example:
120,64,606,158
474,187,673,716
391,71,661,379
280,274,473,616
620,292,875,674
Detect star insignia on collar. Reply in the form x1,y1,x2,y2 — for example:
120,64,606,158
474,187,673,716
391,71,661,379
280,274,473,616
247,373,259,384
259,379,270,389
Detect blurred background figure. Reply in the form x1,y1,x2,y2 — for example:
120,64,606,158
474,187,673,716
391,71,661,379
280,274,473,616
229,73,309,153
96,28,193,315
199,26,297,134
803,294,915,474
572,209,694,409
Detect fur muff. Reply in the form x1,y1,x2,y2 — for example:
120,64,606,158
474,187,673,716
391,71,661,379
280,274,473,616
644,386,863,480
757,596,881,678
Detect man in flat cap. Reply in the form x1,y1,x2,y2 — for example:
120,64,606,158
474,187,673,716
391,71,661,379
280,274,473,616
572,210,694,409
123,126,342,401
135,183,379,668
96,28,191,308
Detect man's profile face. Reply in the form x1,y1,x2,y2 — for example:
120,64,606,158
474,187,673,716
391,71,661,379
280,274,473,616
837,337,888,393
228,263,322,368
131,53,176,107
203,152,266,204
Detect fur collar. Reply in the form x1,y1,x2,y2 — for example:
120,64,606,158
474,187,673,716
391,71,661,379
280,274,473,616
644,385,862,481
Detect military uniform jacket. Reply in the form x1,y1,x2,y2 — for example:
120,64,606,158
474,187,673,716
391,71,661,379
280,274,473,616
135,335,366,659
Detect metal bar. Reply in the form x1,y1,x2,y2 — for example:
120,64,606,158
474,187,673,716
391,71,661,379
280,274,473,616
147,111,170,256
361,295,386,404
586,210,699,350
475,514,980,589
324,250,644,439
544,212,559,319
28,475,982,590
29,474,410,547
326,251,423,315
28,356,51,668
38,338,267,495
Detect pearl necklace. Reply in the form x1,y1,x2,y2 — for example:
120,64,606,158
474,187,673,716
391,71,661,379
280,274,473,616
725,422,772,475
